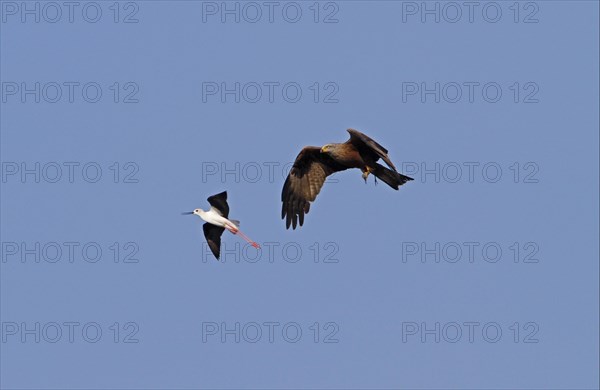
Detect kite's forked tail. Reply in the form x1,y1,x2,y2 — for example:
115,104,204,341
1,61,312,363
373,163,414,190
227,226,260,249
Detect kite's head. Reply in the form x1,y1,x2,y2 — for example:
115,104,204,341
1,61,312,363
321,144,333,153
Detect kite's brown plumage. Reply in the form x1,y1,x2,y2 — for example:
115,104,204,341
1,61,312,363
281,129,413,229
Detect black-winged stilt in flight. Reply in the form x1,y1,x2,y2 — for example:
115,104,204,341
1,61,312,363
183,191,260,260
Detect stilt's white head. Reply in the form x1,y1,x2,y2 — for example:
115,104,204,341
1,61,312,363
181,209,203,217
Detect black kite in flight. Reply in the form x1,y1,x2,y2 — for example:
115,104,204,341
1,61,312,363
281,129,413,229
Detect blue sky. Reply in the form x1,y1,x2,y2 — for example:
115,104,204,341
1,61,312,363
1,1,598,388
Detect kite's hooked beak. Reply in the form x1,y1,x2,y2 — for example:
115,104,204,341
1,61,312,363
181,211,194,215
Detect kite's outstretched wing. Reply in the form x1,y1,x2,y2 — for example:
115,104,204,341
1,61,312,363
281,146,347,229
346,128,397,171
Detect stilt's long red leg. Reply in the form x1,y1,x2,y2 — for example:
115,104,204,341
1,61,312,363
228,227,260,249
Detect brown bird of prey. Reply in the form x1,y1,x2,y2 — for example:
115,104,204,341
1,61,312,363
281,129,413,229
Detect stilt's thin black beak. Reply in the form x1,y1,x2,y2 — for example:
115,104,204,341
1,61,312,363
181,211,194,215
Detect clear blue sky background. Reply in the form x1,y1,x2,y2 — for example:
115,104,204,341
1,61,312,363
1,1,598,389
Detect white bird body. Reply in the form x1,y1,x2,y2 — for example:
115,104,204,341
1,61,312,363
184,191,258,260
194,208,239,232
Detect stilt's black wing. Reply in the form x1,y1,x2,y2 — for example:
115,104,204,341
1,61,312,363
207,191,229,217
203,223,225,260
